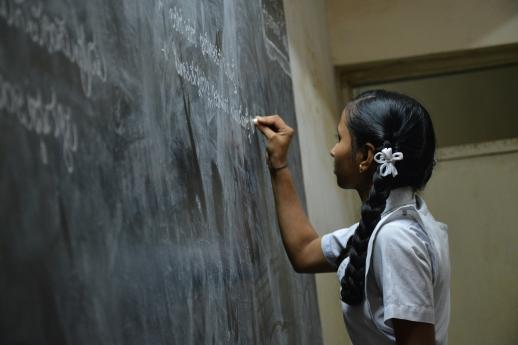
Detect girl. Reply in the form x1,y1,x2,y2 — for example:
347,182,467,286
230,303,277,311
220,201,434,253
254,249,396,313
254,90,450,345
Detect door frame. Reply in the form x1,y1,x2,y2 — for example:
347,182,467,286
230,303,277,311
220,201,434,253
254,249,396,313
336,43,518,104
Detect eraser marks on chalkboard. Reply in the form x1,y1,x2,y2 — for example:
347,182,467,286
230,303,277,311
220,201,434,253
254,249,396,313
40,141,48,165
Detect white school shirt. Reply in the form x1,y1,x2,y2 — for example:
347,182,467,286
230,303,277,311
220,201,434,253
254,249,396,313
321,187,451,345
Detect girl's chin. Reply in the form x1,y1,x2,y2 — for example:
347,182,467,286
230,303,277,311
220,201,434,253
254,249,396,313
335,175,352,189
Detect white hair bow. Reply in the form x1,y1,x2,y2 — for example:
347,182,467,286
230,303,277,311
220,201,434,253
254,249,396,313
374,147,404,177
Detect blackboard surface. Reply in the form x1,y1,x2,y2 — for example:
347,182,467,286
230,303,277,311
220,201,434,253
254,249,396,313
0,0,323,344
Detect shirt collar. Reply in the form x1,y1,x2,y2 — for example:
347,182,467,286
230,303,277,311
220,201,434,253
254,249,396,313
381,186,416,217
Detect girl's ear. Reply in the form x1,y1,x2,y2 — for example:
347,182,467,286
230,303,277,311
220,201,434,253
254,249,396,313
357,143,376,173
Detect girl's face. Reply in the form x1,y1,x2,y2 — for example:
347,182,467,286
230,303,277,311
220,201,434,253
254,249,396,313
330,110,361,189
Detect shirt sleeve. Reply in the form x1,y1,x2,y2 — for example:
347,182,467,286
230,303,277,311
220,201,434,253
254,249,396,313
320,223,358,269
372,221,435,325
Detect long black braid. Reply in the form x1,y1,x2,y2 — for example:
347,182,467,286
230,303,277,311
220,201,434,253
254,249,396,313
338,90,436,305
340,141,394,304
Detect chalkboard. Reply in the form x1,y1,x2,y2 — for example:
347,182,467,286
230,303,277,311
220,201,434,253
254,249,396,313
0,0,323,344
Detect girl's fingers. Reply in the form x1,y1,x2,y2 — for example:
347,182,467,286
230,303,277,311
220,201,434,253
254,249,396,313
255,115,287,131
254,115,293,168
255,122,275,139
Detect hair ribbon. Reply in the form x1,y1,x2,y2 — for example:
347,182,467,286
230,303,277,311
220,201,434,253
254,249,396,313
374,147,404,177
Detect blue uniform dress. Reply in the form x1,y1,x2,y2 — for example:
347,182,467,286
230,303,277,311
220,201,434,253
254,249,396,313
321,187,451,345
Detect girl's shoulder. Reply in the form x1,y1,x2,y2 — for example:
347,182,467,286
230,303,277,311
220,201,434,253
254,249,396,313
373,218,431,256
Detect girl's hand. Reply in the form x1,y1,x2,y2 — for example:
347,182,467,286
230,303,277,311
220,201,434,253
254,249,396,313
254,115,294,169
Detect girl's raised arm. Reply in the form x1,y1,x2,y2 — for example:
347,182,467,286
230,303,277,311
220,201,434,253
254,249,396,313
255,115,335,273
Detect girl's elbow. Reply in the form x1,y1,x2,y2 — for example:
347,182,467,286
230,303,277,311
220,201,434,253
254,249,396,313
291,257,314,273
290,257,306,273
292,264,305,273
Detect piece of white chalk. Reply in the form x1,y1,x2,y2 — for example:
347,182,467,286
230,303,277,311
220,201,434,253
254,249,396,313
253,117,259,125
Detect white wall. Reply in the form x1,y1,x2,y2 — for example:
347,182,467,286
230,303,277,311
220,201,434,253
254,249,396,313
283,1,358,344
327,0,518,65
423,149,518,345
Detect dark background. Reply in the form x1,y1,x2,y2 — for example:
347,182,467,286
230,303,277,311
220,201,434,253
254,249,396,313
0,0,323,344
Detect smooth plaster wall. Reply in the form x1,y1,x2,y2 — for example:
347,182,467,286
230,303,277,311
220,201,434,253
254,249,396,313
422,151,518,345
284,1,358,344
327,0,518,65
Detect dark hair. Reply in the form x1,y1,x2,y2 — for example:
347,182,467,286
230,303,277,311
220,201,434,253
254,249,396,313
339,89,436,305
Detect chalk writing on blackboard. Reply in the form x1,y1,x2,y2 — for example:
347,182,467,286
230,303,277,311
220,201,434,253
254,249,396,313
159,4,255,141
0,0,107,97
261,0,290,76
0,74,78,172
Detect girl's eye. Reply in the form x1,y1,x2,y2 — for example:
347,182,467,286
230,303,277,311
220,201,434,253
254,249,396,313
335,134,340,142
